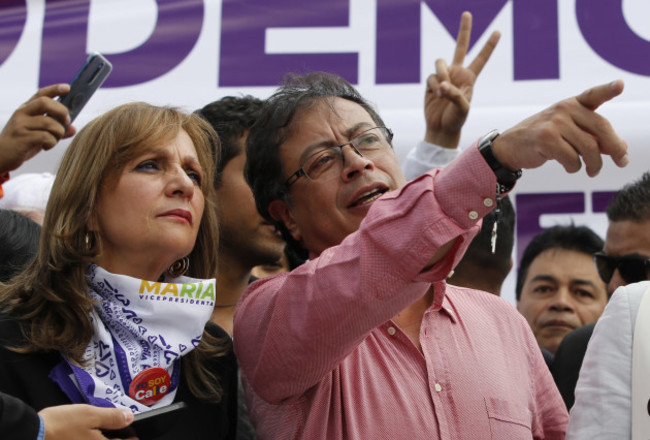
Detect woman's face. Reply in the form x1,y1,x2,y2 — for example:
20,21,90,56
91,129,205,280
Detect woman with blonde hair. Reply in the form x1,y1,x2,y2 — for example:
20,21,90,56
0,102,237,439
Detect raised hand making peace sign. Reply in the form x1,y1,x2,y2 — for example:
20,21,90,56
424,11,500,148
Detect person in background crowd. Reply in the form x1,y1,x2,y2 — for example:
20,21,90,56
0,102,237,439
448,195,515,296
196,96,287,338
598,172,650,296
400,12,514,297
402,13,500,179
566,173,650,437
552,174,650,411
0,173,54,225
0,209,41,283
516,224,608,355
0,84,75,198
196,96,289,440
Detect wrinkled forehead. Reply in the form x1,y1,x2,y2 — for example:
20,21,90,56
280,98,378,159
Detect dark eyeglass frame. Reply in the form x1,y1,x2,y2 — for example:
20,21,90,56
284,126,393,188
593,252,650,285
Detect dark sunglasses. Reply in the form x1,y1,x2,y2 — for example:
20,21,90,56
593,252,650,285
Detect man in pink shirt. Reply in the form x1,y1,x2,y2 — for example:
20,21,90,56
234,70,628,440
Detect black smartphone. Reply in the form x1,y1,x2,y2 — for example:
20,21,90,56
56,52,113,125
102,401,188,439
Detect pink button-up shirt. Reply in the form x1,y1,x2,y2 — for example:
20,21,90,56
234,145,568,439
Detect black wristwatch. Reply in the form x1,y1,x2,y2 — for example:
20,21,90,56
478,130,522,193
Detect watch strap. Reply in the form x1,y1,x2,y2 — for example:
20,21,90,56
478,130,522,192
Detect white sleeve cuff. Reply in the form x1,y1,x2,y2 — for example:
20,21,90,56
402,141,462,181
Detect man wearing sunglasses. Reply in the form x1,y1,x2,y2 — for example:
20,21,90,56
564,174,650,437
552,174,650,410
597,172,650,293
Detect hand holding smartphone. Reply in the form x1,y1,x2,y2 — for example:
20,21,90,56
55,52,113,126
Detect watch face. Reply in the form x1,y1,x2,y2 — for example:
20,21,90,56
479,130,499,148
484,130,500,144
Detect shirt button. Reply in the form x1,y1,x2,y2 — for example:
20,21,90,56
434,383,442,392
468,210,478,220
483,198,494,207
446,269,455,279
387,326,396,336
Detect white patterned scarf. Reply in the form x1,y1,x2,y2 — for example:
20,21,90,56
50,264,215,413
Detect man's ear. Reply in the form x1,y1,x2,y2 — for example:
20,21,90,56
268,199,302,243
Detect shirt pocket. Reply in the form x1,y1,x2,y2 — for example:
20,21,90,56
485,396,533,439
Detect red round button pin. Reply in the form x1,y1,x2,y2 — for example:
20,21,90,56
128,367,171,406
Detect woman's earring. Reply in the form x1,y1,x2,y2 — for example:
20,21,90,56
85,232,93,252
167,256,190,278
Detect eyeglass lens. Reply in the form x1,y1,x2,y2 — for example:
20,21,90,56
303,127,389,180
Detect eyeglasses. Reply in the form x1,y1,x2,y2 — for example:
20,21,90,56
285,126,393,187
593,252,650,285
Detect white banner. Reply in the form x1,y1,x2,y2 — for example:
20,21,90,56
1,0,648,303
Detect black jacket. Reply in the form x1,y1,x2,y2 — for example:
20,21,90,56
0,392,40,439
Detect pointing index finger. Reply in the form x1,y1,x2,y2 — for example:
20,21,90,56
574,80,628,169
576,79,624,111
